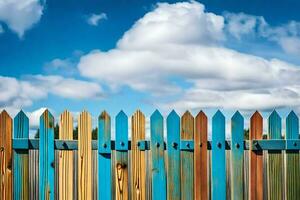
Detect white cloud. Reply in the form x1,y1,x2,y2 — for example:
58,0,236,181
77,1,300,112
44,58,77,75
0,75,104,113
0,0,44,38
87,13,107,26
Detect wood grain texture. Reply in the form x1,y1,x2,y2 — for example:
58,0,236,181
150,110,166,200
166,110,180,200
0,110,12,200
98,111,112,200
231,111,244,200
13,111,29,200
181,111,194,200
58,110,73,200
39,110,55,200
211,110,226,200
249,111,263,200
131,110,146,200
115,111,128,200
195,111,208,200
78,111,92,200
285,111,300,199
267,111,283,200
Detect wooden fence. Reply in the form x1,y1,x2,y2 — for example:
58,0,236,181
0,109,299,200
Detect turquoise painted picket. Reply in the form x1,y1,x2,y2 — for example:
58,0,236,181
211,110,226,200
3,109,300,200
150,110,166,200
98,111,112,200
39,110,55,200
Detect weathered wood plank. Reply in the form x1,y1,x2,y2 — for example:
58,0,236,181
194,111,208,200
78,111,92,200
231,111,244,200
211,110,225,200
285,111,300,199
249,111,263,200
166,110,180,200
0,110,12,200
150,110,166,199
131,110,146,200
98,111,112,200
115,111,129,200
13,111,29,200
58,110,73,200
39,110,55,200
181,111,194,200
268,111,283,200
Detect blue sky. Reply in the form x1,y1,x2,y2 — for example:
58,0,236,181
1,0,300,134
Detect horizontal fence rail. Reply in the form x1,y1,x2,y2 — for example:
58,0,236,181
0,109,299,200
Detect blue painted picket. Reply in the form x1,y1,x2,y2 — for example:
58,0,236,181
13,111,29,200
268,111,283,200
212,110,226,200
150,110,166,200
231,111,244,200
115,111,129,199
286,111,300,198
39,110,55,200
166,110,180,200
98,111,112,200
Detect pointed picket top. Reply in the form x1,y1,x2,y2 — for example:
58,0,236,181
251,110,262,121
151,109,163,121
40,109,54,128
116,110,127,120
213,110,225,122
232,111,243,121
99,110,110,120
196,110,207,119
116,110,128,148
268,110,282,139
167,110,180,122
0,109,11,119
286,110,299,139
14,110,29,138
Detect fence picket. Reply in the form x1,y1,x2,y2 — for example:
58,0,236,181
231,111,244,200
78,111,92,200
285,111,300,199
98,111,112,199
166,110,180,200
181,111,194,200
115,111,128,200
194,111,208,200
13,111,29,200
211,110,226,200
39,110,55,200
268,111,283,200
58,110,73,200
131,110,146,200
249,111,263,200
150,110,166,199
0,110,12,200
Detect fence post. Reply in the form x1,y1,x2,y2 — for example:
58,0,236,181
268,110,283,199
249,111,263,200
150,110,166,199
0,110,12,200
58,110,73,200
13,111,29,200
181,111,194,200
285,111,300,199
131,110,146,199
98,111,112,200
211,110,225,200
195,111,208,200
167,110,180,200
115,111,128,200
231,111,244,200
78,111,92,200
39,109,55,200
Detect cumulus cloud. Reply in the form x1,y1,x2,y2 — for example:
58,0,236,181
0,75,104,113
87,13,107,26
77,1,300,112
0,0,44,38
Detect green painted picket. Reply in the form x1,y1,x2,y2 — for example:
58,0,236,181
2,109,300,200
